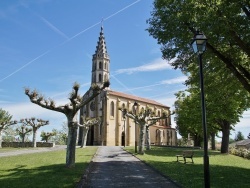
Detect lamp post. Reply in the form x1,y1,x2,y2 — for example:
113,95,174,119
191,31,210,188
133,101,138,153
122,109,126,147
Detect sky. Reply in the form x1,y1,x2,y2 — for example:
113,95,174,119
0,0,249,140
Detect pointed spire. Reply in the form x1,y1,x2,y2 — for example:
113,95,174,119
94,26,108,56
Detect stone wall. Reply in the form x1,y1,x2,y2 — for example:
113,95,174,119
1,142,55,148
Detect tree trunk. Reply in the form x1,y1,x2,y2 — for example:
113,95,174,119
220,120,231,154
33,130,37,148
66,121,78,168
81,126,89,148
210,132,216,150
146,126,151,150
138,124,146,154
193,134,202,147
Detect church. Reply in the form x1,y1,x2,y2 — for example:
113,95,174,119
78,27,177,147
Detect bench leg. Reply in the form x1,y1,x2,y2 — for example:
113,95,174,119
184,157,186,164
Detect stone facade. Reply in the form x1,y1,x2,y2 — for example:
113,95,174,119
78,27,177,147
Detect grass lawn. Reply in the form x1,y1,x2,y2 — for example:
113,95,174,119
0,147,97,188
125,146,250,188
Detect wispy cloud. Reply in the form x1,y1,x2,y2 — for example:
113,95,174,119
113,58,174,75
121,76,187,92
159,76,187,85
0,0,142,82
38,16,69,40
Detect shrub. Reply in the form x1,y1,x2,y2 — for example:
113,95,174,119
229,146,250,160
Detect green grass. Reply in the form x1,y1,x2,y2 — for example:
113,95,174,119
0,147,97,188
125,146,250,188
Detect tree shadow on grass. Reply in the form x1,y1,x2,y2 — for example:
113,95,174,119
144,159,250,188
142,146,222,158
0,162,89,188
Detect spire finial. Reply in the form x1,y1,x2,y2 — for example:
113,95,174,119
101,18,104,29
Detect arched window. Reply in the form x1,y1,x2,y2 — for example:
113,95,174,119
110,101,114,116
99,61,102,69
104,62,106,69
99,74,102,82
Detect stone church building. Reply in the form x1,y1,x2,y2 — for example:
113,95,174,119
78,27,177,146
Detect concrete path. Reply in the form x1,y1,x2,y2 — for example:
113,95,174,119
79,146,180,188
0,145,67,157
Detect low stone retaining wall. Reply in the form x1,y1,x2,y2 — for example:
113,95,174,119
2,142,55,148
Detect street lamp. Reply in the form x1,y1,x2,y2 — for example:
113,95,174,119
122,109,126,147
191,31,210,188
133,101,138,153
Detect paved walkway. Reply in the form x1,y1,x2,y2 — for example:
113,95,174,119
0,145,67,157
78,146,180,188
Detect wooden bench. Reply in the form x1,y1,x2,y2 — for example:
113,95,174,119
176,150,194,164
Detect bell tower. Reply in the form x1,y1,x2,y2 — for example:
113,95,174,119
91,26,110,88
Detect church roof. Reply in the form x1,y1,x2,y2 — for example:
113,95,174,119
107,90,170,108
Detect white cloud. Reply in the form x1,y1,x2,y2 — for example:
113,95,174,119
159,76,187,85
121,76,187,92
39,16,69,40
113,58,174,75
2,102,67,132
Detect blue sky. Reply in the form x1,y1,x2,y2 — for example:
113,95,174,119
0,0,249,140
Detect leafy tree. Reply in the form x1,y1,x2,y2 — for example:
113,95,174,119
235,131,245,141
24,81,109,168
0,109,17,148
40,130,56,142
2,125,18,142
16,125,32,144
174,57,249,153
20,118,49,147
120,107,171,154
51,123,68,145
147,0,250,93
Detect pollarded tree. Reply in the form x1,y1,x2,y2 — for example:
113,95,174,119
16,125,32,144
120,107,171,154
24,81,109,168
76,116,99,148
40,130,56,142
21,118,49,147
0,108,18,148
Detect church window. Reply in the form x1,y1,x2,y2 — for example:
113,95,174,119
104,62,106,69
110,101,114,116
121,103,126,120
141,107,145,113
99,61,102,69
99,74,102,82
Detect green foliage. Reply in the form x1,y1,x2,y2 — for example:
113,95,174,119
147,0,250,92
235,131,245,141
0,108,12,124
40,130,56,142
229,146,250,159
50,123,68,145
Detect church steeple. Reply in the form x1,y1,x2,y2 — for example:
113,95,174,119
91,26,110,88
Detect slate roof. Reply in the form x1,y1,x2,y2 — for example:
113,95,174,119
235,139,250,146
107,89,170,109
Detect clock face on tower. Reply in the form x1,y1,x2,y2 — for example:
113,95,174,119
90,101,95,111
